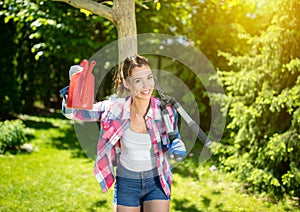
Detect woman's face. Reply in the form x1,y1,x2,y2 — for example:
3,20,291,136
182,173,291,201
125,65,154,100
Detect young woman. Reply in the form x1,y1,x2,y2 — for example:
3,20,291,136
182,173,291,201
61,55,186,212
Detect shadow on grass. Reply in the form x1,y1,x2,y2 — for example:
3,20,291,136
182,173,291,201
23,119,57,130
173,196,228,212
87,200,108,212
53,128,88,158
53,121,99,160
173,198,203,212
22,117,58,149
22,113,98,159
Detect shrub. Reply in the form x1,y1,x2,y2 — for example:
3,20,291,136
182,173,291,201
0,119,28,154
213,1,300,201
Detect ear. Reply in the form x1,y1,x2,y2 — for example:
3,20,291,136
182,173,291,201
123,80,130,89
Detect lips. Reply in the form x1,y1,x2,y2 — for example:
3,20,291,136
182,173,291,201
140,89,151,95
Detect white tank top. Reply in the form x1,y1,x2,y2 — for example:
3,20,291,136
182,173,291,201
120,128,156,172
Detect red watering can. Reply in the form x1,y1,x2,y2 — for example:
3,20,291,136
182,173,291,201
67,59,96,109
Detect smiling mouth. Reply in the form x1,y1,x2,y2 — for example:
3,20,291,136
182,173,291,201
140,90,151,95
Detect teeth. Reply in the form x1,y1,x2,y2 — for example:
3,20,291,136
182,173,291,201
141,90,150,94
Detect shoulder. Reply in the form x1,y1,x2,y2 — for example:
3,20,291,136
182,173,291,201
101,96,129,119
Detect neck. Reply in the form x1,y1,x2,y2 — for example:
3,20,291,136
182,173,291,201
131,96,151,116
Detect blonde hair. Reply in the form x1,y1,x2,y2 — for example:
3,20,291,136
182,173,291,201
113,55,150,96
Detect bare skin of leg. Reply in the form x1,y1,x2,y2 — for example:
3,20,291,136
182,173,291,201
143,200,170,212
113,204,141,212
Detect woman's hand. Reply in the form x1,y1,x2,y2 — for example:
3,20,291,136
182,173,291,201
168,138,187,162
69,65,83,80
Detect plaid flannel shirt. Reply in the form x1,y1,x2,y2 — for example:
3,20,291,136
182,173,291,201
60,87,180,197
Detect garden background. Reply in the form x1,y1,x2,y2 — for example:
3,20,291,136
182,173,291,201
0,0,299,211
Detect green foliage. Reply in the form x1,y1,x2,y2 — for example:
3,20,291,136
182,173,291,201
0,119,28,153
0,13,21,120
136,1,192,36
212,0,300,200
0,0,117,116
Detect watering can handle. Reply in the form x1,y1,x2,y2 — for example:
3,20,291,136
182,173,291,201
79,59,96,79
78,59,96,103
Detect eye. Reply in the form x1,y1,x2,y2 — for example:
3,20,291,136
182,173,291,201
148,75,153,80
134,79,141,84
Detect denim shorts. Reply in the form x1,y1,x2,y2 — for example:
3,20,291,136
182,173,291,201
113,164,170,207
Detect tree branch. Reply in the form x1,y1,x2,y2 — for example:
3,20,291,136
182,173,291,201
52,0,116,24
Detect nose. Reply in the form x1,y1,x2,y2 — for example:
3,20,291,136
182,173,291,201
143,79,154,89
142,80,148,88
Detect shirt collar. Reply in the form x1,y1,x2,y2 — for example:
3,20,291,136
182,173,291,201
146,96,158,119
121,96,161,120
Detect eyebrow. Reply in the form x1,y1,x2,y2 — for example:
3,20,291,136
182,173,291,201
131,73,153,80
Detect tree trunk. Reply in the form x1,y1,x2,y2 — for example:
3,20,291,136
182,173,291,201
114,0,138,60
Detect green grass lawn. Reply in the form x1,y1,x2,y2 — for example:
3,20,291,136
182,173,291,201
0,114,298,211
